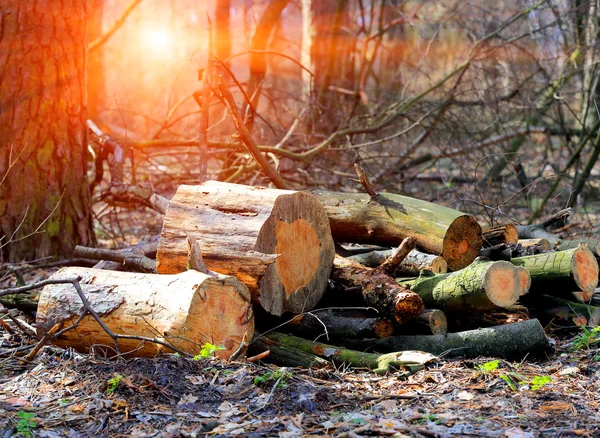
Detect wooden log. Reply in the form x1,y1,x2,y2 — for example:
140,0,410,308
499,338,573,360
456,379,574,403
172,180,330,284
332,256,424,325
35,267,254,359
556,239,600,257
265,331,437,375
342,319,550,359
398,259,527,313
511,246,599,302
519,238,551,251
482,224,519,247
156,181,335,316
287,311,394,340
400,309,448,335
528,295,600,328
348,248,448,275
249,335,329,369
311,190,483,271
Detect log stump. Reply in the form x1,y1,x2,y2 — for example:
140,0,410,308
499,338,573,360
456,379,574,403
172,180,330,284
157,181,335,316
36,267,254,358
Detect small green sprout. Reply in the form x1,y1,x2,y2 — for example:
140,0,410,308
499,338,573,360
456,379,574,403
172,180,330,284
15,411,36,437
193,343,226,360
475,360,499,373
106,374,124,395
253,368,292,388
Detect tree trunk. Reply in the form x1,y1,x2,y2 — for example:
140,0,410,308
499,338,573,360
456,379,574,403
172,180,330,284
511,246,599,302
287,310,394,340
0,1,95,262
312,190,482,271
348,248,448,275
529,295,600,328
156,181,335,316
399,260,527,313
36,267,254,359
87,0,104,123
482,224,519,247
342,319,550,360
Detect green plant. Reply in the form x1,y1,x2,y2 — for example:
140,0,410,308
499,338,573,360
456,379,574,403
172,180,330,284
530,375,551,390
499,373,517,391
571,326,600,350
475,360,499,373
193,343,225,360
253,369,292,388
15,411,36,437
106,374,124,395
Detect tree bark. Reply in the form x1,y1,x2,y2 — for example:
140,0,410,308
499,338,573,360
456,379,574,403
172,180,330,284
343,319,550,360
332,256,424,325
312,190,482,271
287,310,394,340
0,1,95,262
511,246,599,302
529,295,600,328
348,248,448,275
36,267,254,359
156,181,335,316
399,260,527,313
482,224,519,247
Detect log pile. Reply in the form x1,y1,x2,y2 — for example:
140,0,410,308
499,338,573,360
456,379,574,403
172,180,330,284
9,177,600,375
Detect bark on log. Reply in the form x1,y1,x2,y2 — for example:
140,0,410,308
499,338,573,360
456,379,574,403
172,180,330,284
399,259,527,313
312,190,483,271
92,235,160,271
511,246,599,302
482,224,519,247
287,311,394,340
342,318,550,359
528,295,600,328
348,248,448,275
519,238,551,251
265,331,437,375
156,181,335,316
556,239,600,257
35,267,254,359
249,335,329,369
400,309,448,335
332,256,424,324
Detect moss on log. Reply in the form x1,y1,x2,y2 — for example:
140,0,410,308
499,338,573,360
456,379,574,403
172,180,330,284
312,190,482,271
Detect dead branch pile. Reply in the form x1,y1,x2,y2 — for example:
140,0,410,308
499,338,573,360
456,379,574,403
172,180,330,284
3,173,600,377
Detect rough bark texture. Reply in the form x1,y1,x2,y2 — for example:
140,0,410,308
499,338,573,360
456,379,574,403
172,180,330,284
157,181,335,316
249,335,329,369
288,311,394,340
399,260,527,313
343,319,550,359
403,309,448,335
482,224,519,247
529,295,600,328
36,267,254,358
312,191,482,271
0,1,95,262
556,239,600,257
348,248,448,275
333,256,424,325
518,238,551,252
511,246,599,302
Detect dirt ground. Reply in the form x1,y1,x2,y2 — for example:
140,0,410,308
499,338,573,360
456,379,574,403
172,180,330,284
1,332,600,437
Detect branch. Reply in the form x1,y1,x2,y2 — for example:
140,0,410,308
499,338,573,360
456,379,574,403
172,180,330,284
88,0,145,53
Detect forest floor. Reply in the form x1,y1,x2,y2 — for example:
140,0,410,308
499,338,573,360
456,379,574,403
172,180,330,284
2,198,600,437
0,335,599,437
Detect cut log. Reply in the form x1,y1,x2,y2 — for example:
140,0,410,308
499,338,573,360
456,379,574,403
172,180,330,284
482,224,519,247
399,259,527,313
332,256,424,325
287,311,394,340
348,248,448,275
265,331,437,375
249,335,329,369
342,319,550,359
556,239,600,257
156,181,335,316
528,295,600,328
511,246,599,302
400,309,448,335
312,190,483,271
35,267,254,359
519,238,551,251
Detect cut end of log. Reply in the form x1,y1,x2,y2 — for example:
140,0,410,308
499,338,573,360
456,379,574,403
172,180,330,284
443,215,483,271
572,246,599,293
515,266,531,296
483,261,522,308
372,319,395,338
394,291,425,325
428,256,448,274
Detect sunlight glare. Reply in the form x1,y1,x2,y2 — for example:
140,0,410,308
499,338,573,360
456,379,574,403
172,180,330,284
139,25,175,59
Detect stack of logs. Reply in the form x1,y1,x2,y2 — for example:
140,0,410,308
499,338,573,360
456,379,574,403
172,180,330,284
27,179,600,372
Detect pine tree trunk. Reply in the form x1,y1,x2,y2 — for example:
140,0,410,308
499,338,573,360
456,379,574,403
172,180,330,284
0,1,95,262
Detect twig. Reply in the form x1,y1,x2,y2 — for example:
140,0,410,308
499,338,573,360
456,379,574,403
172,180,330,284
354,163,379,198
380,237,418,276
215,78,290,189
73,245,157,273
88,0,145,53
